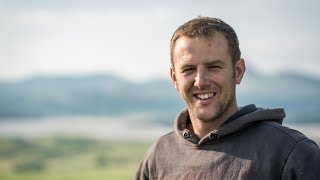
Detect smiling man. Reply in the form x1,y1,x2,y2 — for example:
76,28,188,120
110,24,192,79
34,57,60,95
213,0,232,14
171,33,244,139
135,17,320,179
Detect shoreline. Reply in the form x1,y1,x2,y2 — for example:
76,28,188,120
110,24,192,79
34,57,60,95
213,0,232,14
0,117,319,143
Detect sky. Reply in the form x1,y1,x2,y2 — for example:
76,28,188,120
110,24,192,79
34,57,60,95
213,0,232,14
1,0,319,82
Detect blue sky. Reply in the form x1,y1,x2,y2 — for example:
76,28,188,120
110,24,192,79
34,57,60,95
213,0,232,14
1,0,319,81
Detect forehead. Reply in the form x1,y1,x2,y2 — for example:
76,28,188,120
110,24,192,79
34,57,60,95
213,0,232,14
173,34,230,66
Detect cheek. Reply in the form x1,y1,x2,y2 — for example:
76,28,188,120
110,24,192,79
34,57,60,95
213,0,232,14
213,71,235,84
210,73,227,85
177,81,188,94
213,73,236,90
176,77,193,95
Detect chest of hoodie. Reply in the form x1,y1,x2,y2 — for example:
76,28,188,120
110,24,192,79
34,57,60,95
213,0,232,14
152,122,291,179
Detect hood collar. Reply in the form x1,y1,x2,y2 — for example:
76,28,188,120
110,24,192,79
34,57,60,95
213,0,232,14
174,105,286,146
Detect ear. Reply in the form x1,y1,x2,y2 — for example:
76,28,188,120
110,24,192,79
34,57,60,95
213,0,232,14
235,58,246,84
170,67,178,90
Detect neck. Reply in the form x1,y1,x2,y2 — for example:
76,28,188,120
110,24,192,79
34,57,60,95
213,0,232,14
188,104,239,139
187,119,224,139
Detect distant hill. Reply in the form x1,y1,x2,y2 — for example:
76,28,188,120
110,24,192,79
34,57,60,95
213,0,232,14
237,71,320,123
0,72,319,124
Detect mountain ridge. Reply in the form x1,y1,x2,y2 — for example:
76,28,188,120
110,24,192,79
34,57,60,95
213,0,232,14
0,72,319,124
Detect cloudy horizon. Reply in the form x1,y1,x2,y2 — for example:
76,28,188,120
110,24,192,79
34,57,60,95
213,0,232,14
1,0,319,81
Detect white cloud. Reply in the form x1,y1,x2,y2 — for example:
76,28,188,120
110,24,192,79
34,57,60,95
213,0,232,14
1,8,176,81
1,1,320,81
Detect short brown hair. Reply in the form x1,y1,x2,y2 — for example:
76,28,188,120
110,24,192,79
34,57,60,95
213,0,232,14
170,17,241,66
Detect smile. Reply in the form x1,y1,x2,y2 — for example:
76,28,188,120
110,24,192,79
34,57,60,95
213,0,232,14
195,93,214,100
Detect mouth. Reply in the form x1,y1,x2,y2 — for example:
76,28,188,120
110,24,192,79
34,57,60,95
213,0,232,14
194,93,215,100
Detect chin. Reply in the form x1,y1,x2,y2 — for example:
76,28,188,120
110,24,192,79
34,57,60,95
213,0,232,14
195,112,216,122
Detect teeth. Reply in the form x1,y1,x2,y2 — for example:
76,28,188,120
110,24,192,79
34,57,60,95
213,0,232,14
196,93,214,100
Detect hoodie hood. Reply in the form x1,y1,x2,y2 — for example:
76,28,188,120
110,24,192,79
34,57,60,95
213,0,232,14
174,104,286,146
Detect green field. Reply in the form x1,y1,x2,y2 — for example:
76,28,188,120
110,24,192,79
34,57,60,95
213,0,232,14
1,135,319,180
0,137,151,180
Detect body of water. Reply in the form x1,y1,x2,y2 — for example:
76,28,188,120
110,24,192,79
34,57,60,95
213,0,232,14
0,117,319,144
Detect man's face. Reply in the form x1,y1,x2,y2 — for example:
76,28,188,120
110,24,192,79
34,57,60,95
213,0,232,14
170,33,245,122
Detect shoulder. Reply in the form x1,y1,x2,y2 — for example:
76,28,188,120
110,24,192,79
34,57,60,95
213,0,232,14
261,121,309,142
135,131,176,178
144,131,176,157
244,121,319,155
150,131,176,151
259,121,319,158
247,121,320,175
270,123,320,179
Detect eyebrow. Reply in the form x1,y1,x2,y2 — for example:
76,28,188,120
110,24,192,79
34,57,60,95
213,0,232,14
178,59,225,69
204,59,225,66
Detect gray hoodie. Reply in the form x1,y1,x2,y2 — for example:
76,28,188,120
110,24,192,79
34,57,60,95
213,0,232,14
135,105,320,180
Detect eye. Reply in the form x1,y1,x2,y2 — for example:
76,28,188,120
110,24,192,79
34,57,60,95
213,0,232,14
184,67,194,72
181,67,195,74
208,65,221,70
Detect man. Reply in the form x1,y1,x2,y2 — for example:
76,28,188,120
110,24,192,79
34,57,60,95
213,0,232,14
135,17,320,179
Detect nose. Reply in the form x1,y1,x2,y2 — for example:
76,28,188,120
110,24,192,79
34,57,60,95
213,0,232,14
194,68,210,89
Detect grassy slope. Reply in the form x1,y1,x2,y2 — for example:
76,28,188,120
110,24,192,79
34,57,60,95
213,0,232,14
0,137,151,180
1,136,319,180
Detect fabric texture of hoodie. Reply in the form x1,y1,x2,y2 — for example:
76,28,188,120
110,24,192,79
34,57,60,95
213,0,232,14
135,104,320,180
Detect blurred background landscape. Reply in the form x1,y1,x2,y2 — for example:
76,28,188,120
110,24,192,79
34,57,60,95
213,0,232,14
1,0,320,179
